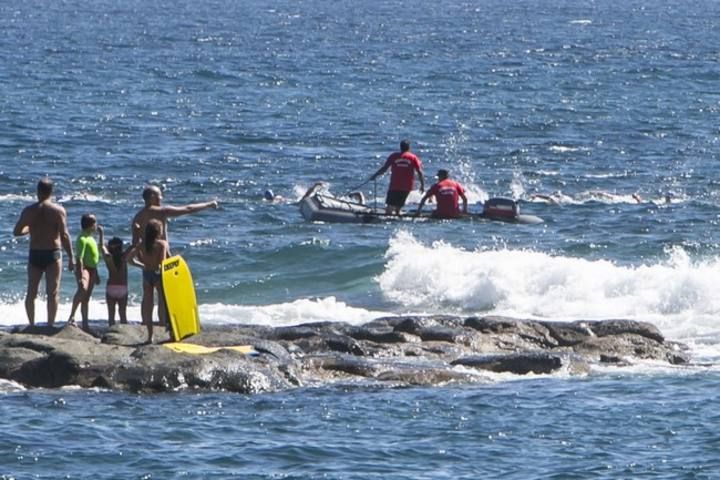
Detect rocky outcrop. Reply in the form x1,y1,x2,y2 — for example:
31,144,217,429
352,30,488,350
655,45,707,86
0,316,690,393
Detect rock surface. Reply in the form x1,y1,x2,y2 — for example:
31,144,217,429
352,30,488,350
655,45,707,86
0,316,690,393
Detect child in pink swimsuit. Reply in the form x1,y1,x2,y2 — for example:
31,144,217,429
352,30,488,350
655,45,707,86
100,228,132,326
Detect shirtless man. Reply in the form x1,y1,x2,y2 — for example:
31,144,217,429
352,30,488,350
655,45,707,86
130,185,218,249
13,178,74,326
130,185,217,328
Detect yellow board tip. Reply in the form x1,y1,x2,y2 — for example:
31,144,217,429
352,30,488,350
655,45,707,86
163,342,257,355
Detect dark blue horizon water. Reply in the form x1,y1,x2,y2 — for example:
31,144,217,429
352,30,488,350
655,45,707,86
3,0,720,477
2,371,720,479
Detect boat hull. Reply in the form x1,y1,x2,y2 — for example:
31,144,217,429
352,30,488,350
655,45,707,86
299,191,543,225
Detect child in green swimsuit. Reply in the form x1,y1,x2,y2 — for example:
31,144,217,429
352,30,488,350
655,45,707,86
68,213,100,330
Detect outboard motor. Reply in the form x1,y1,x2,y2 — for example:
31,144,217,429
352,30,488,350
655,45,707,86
483,197,519,219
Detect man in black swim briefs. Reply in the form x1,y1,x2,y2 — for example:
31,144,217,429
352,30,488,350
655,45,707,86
29,249,63,270
14,178,74,326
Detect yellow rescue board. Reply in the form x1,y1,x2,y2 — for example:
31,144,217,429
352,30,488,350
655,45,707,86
163,342,256,355
162,255,200,341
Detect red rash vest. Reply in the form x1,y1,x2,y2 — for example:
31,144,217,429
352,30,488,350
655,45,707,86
427,179,465,218
383,151,422,192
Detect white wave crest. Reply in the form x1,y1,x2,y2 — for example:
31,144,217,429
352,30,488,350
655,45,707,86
0,193,35,203
201,297,390,326
0,296,390,329
377,232,720,344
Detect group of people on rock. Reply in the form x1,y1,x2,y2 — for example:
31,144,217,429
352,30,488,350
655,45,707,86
14,178,217,343
13,140,467,341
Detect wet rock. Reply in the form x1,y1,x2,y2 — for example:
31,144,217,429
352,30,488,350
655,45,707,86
305,354,380,378
452,352,565,375
0,347,44,379
325,334,366,356
540,321,595,346
584,319,665,343
574,334,689,365
465,316,557,349
0,316,690,393
374,366,477,386
347,326,417,344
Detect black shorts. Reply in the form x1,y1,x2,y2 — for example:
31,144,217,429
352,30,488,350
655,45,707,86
28,249,61,270
385,190,410,208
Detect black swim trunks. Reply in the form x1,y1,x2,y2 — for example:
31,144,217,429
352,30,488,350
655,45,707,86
28,249,61,270
385,190,411,208
143,270,162,287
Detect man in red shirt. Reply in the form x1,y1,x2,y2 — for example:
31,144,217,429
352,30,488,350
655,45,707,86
370,139,425,215
416,169,468,219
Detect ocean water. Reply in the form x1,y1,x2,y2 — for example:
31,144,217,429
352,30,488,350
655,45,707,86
2,0,720,476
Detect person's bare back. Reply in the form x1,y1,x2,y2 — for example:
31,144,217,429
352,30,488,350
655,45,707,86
16,201,67,250
140,238,169,274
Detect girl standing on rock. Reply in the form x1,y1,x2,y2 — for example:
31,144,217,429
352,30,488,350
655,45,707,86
131,219,168,344
100,233,132,326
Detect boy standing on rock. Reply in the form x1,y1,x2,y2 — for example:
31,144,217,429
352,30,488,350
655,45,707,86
68,214,101,330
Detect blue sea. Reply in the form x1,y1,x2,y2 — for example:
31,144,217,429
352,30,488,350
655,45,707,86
2,0,720,477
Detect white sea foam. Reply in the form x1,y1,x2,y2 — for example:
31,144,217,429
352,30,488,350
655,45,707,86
57,192,122,204
0,296,390,329
0,301,140,327
584,172,626,179
377,232,720,349
548,145,587,153
0,378,26,393
0,193,35,203
525,190,652,205
0,192,123,205
200,297,390,326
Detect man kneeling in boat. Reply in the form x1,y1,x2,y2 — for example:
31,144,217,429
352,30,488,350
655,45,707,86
416,169,468,219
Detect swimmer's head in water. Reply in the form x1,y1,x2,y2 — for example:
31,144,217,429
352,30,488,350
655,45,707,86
264,190,275,201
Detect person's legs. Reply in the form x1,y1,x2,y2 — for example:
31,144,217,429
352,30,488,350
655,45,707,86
118,295,128,324
68,269,87,325
25,265,43,326
106,285,129,325
106,292,117,326
385,191,407,216
68,288,80,324
385,191,395,215
80,270,96,330
45,261,61,326
141,281,154,343
157,284,168,327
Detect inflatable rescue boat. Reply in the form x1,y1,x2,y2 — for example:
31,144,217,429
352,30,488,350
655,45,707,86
298,185,543,224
